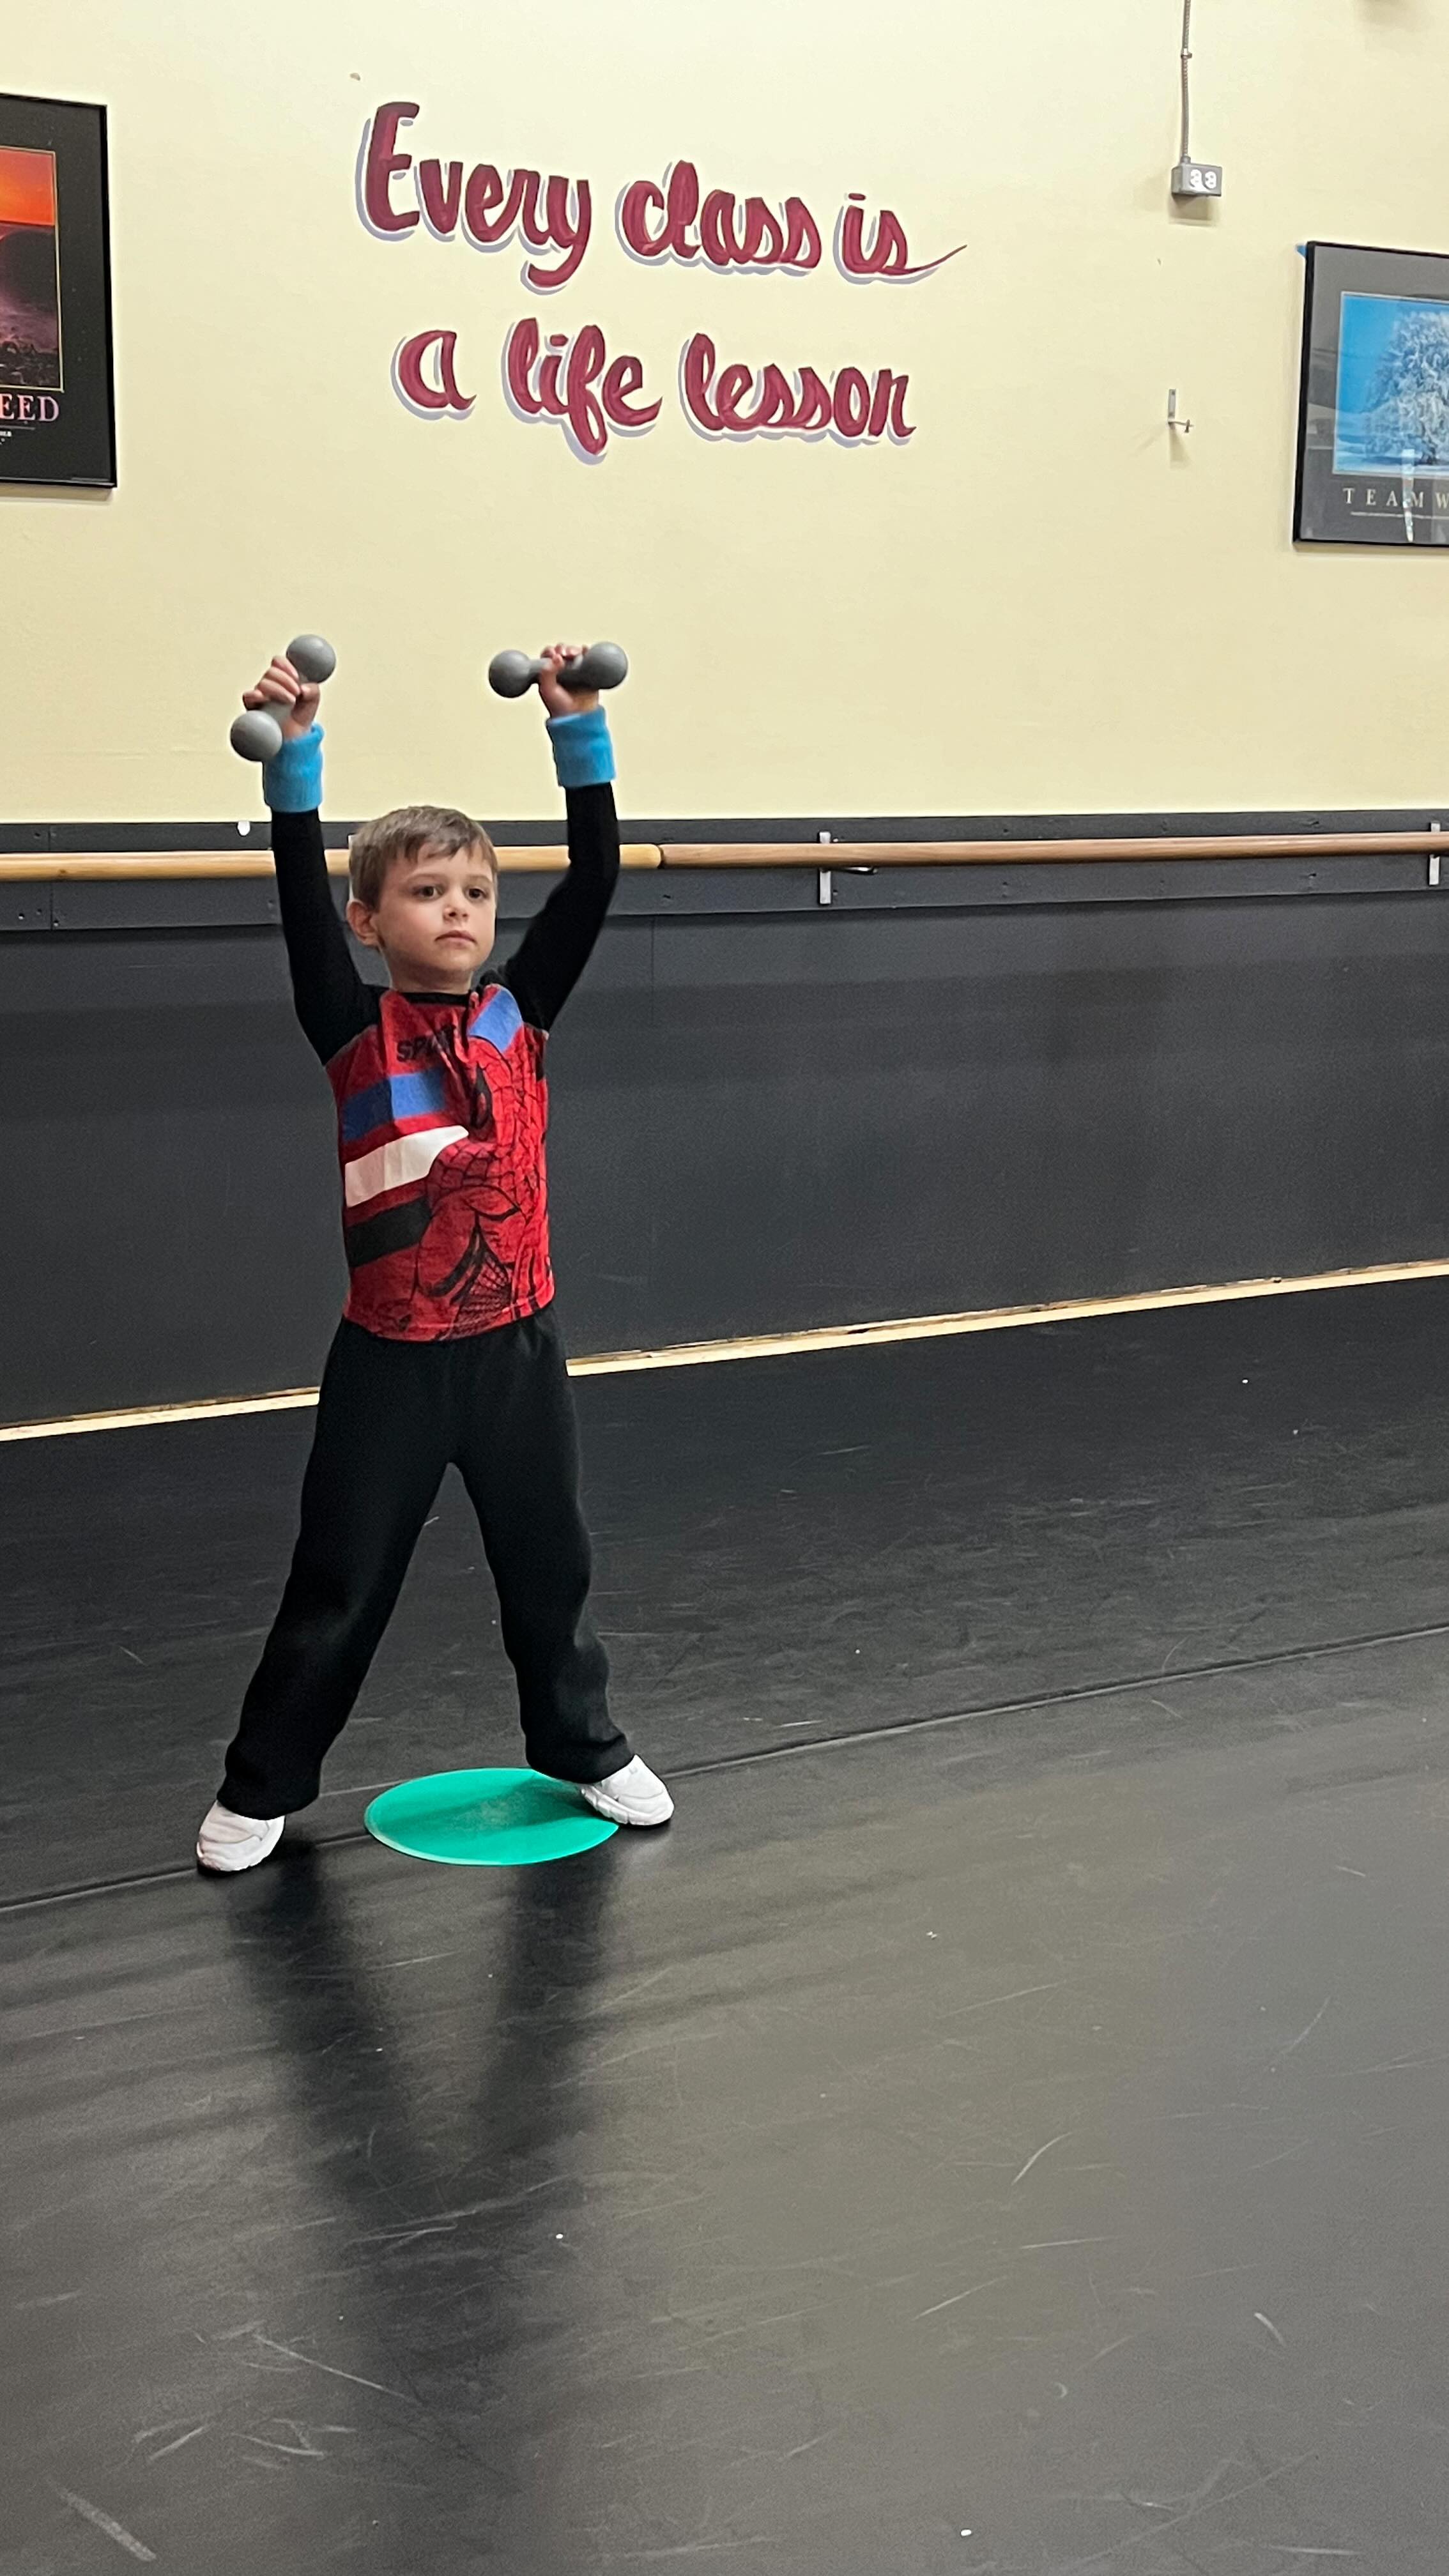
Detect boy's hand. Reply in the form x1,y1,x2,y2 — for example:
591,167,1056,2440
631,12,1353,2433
241,654,320,741
536,642,600,720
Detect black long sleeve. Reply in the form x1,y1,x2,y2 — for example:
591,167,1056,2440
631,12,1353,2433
272,781,618,1057
270,808,376,1065
502,783,622,1031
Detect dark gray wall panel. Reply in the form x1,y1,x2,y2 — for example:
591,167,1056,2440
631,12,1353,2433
640,897,1449,1342
4,889,1449,1422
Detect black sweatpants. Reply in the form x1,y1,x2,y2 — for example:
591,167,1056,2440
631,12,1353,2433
220,1305,630,1816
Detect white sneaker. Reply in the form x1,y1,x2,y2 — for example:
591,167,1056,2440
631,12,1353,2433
196,1801,284,1873
578,1757,674,1830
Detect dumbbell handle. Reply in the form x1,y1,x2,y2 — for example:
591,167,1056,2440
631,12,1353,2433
488,641,628,700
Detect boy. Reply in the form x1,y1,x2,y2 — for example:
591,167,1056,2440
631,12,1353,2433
195,643,672,1871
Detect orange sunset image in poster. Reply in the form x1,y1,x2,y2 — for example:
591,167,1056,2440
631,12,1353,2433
0,144,61,391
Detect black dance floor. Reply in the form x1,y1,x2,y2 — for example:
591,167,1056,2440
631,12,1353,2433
6,1280,1449,2570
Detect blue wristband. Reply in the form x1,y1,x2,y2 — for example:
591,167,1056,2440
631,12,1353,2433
546,705,615,790
263,722,324,813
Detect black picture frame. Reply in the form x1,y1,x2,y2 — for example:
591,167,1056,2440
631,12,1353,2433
1295,238,1449,548
0,91,115,489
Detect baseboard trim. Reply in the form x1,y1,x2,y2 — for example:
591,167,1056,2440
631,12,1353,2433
4,1257,1448,1445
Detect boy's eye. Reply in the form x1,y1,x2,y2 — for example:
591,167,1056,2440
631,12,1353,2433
467,884,493,902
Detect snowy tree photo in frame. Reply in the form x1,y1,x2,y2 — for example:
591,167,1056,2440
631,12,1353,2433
1296,241,1449,546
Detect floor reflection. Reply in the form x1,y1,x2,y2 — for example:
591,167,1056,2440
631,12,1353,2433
225,1836,626,2566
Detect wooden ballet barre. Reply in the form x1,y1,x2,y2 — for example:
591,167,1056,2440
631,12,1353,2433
0,845,664,880
659,831,1448,867
2,830,1443,880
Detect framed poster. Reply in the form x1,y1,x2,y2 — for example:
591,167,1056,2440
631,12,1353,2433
0,92,114,488
1295,240,1449,547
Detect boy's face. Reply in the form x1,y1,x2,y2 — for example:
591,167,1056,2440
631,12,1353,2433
348,838,498,994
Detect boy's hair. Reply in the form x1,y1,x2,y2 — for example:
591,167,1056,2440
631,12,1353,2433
348,806,497,910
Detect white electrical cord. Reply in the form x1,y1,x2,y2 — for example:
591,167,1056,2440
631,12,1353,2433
1180,0,1194,164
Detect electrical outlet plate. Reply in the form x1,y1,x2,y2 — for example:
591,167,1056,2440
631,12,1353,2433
1172,158,1223,199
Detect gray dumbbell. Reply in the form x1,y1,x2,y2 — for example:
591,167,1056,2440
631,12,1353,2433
487,641,628,700
229,634,337,762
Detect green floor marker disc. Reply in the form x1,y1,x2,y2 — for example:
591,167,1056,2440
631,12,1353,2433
364,1767,617,1867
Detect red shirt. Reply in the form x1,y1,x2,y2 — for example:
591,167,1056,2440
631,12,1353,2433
269,787,620,1342
330,983,553,1340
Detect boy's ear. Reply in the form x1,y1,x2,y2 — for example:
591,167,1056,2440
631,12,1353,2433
346,896,381,951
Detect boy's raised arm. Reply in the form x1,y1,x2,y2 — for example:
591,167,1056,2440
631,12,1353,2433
242,652,374,1065
502,645,622,1031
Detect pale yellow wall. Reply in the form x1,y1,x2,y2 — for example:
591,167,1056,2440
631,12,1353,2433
4,1,1448,823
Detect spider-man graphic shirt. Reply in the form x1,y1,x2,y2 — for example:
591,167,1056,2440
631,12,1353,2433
265,722,619,1343
330,983,554,1338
